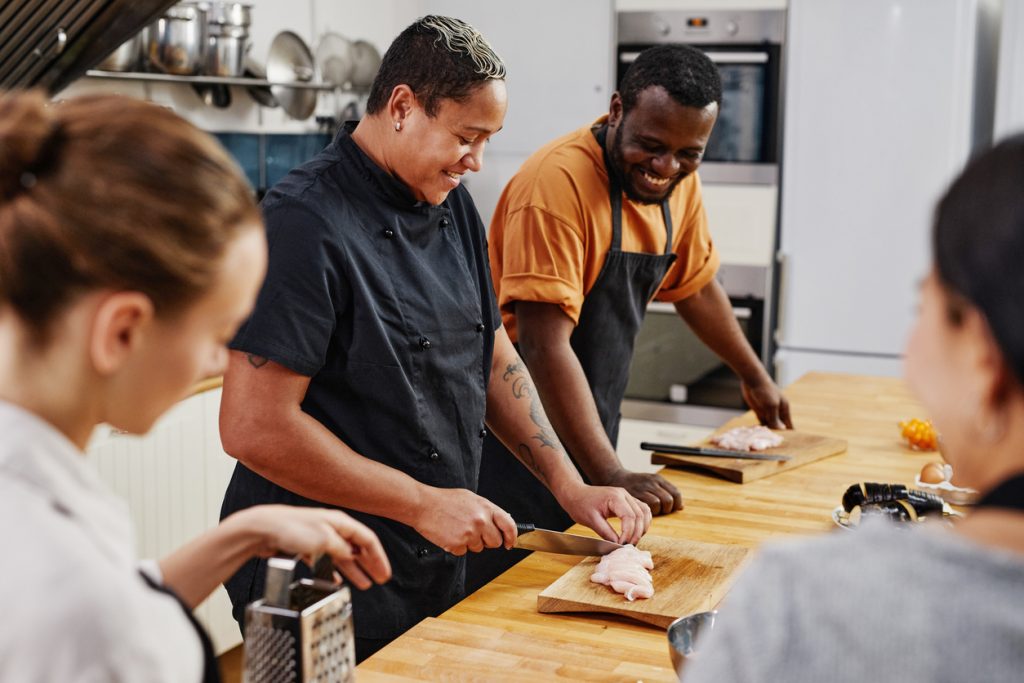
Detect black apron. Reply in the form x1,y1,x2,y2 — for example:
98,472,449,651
468,126,678,593
139,572,220,683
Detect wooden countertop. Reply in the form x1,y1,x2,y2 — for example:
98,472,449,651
358,372,937,681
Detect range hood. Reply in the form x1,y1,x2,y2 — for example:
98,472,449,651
0,0,176,94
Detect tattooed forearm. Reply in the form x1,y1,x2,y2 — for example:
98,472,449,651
503,355,559,450
247,354,269,368
516,444,547,485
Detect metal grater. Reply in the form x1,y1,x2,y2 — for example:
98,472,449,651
243,555,355,683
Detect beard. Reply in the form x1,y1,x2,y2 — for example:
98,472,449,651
608,126,687,206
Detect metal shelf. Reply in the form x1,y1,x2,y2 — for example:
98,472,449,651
85,69,342,91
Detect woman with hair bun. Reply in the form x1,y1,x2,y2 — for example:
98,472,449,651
0,91,390,682
683,135,1024,683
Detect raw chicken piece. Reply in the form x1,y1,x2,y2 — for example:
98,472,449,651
590,545,655,602
710,425,784,452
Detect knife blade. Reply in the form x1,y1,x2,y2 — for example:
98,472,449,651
640,441,792,462
513,522,625,556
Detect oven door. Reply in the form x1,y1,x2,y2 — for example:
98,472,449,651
616,44,781,184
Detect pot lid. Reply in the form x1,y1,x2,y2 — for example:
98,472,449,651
266,30,317,121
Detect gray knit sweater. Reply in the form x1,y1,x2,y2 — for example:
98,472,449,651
683,518,1024,683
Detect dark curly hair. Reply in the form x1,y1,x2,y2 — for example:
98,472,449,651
619,44,721,116
366,15,505,117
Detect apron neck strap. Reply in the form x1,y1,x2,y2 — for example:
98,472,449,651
595,125,673,254
975,471,1024,512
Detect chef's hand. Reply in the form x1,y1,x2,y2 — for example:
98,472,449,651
412,486,518,556
557,483,651,545
241,505,392,589
599,468,683,516
741,376,794,430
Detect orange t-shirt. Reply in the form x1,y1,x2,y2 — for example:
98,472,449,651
490,116,719,343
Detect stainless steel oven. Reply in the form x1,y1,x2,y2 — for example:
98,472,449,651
623,264,769,427
617,9,785,185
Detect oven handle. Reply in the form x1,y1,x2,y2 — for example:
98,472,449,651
647,301,751,319
620,50,769,65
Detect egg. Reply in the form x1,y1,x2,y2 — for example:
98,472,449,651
920,461,948,484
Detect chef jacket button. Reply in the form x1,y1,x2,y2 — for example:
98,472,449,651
475,322,485,333
439,217,450,228
479,428,487,438
419,336,432,350
429,449,439,460
416,547,429,558
382,228,394,239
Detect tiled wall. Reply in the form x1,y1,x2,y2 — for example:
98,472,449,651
215,132,333,195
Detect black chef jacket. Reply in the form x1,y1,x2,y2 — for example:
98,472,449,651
220,122,502,645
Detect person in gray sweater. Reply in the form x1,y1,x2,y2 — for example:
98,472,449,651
684,134,1024,683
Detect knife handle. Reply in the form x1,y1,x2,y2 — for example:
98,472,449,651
515,522,535,534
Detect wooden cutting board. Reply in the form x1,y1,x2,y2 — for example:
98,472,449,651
651,430,848,483
537,535,750,629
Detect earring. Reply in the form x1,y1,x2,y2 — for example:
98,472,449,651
394,121,402,132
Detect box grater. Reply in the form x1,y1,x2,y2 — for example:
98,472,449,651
243,555,355,683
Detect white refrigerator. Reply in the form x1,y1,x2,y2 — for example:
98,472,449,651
773,0,1001,388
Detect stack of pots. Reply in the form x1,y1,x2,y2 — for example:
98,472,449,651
145,2,208,75
206,2,252,77
144,2,252,77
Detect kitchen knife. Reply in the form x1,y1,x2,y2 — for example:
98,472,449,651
640,442,792,462
514,522,625,556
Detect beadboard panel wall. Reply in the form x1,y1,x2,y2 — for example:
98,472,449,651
88,388,242,654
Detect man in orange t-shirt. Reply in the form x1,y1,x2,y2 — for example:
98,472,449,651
467,45,790,592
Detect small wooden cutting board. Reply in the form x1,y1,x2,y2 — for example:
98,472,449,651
651,430,848,483
537,535,750,629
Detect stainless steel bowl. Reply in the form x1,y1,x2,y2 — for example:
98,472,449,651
667,610,717,680
144,2,208,75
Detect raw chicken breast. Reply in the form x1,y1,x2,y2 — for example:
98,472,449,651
590,545,655,602
710,425,784,452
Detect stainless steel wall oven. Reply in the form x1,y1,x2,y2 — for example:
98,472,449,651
617,9,785,185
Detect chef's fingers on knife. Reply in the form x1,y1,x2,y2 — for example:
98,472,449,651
494,508,518,549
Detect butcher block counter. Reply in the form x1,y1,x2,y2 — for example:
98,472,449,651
357,372,937,681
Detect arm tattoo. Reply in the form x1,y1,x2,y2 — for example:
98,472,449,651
503,356,560,452
516,444,547,485
247,354,269,369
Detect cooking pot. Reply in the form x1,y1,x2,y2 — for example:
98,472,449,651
144,2,208,75
96,33,143,72
205,1,252,77
667,610,717,680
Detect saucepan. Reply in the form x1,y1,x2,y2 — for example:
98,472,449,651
144,1,208,75
667,610,717,679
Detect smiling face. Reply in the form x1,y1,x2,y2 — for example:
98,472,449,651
607,86,718,205
392,79,507,206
